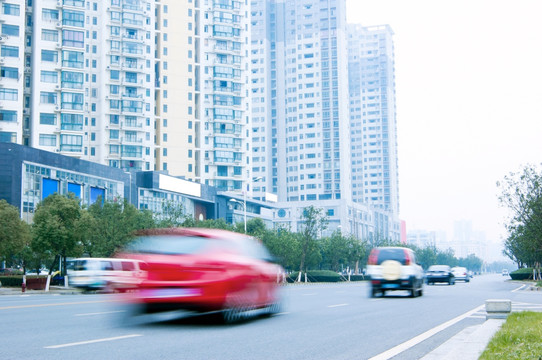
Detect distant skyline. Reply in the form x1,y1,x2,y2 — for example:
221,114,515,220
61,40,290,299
346,0,542,247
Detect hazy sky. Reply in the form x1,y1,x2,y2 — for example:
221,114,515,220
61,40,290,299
346,0,542,244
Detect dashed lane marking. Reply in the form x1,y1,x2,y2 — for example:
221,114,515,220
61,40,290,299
328,303,349,308
45,334,142,349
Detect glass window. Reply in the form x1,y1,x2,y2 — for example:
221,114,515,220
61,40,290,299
62,50,84,68
62,30,84,48
1,67,18,79
39,91,56,104
1,45,19,57
0,110,17,122
39,134,56,146
42,9,59,20
39,70,57,83
60,134,83,152
0,88,18,101
3,3,21,16
41,50,58,62
1,24,19,37
41,29,58,42
61,92,83,110
40,113,56,125
61,71,84,89
0,132,16,143
60,113,83,130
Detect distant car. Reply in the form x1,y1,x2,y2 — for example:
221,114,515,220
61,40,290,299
451,266,470,282
115,228,285,323
366,246,424,298
426,265,455,285
502,269,509,276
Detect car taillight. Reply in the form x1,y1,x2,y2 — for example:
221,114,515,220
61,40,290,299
138,262,149,271
403,249,411,265
368,249,379,265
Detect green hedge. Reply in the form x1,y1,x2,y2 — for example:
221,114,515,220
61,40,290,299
510,268,535,280
0,275,59,288
287,270,366,283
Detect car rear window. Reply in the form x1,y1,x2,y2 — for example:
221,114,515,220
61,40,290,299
125,235,224,255
376,248,407,265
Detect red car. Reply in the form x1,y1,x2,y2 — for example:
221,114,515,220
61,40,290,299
114,228,285,323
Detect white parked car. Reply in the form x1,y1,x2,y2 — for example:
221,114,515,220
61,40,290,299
366,247,424,298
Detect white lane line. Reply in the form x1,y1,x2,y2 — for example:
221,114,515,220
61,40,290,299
45,334,142,349
328,303,348,308
512,285,526,292
75,310,125,317
368,304,485,360
276,312,290,316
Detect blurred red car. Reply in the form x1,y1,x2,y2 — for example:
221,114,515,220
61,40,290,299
114,228,285,323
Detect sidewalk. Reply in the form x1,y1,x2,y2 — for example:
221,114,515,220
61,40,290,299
420,319,504,360
0,286,81,295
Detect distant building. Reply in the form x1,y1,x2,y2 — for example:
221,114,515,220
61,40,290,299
347,24,399,215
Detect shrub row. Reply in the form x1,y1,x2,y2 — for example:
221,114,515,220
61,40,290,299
510,268,535,280
0,275,64,288
287,270,366,283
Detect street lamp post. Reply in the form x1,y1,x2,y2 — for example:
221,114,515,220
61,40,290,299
230,176,263,233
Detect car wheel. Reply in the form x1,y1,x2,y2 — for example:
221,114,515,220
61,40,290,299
369,287,379,298
410,288,416,298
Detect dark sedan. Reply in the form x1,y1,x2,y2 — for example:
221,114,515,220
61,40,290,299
425,265,455,285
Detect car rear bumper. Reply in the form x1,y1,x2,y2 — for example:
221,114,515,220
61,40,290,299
370,276,417,291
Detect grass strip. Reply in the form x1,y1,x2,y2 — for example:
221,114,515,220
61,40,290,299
479,311,542,360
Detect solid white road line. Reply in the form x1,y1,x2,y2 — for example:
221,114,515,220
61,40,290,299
511,285,526,292
368,304,485,360
45,334,142,349
328,303,348,308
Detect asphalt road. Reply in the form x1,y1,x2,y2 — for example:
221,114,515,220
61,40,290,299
1,274,541,360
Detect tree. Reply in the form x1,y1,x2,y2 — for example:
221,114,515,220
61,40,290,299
155,201,188,228
497,164,542,267
261,226,301,271
297,206,327,275
85,199,154,257
32,194,85,275
0,200,31,267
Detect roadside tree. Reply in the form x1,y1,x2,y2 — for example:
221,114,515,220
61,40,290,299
0,200,31,267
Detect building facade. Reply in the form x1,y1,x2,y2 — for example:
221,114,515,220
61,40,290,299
348,24,399,214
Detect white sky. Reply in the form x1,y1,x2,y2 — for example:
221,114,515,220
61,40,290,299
346,0,542,244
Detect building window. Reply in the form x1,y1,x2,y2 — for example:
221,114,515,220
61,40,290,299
1,45,18,57
40,113,56,125
41,50,58,62
3,3,21,16
1,24,20,37
39,134,57,146
1,67,18,79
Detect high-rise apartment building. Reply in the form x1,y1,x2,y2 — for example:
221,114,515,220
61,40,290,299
0,0,25,144
2,0,155,172
251,0,351,204
249,0,400,241
347,24,399,214
197,0,252,192
154,1,196,179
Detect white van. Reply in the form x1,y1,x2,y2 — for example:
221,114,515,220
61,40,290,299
67,258,145,291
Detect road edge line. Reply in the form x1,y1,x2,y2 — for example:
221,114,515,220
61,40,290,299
368,304,485,360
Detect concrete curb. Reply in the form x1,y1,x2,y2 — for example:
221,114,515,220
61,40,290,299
420,319,504,360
